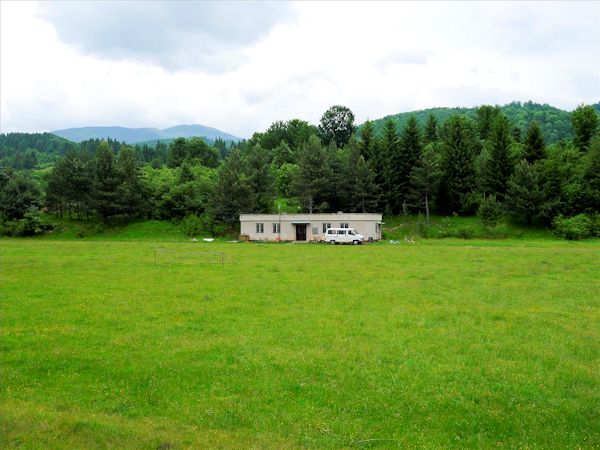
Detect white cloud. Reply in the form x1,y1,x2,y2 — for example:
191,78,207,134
1,1,598,138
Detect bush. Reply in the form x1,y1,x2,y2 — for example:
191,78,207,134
456,226,474,239
181,214,204,237
553,214,593,240
181,212,219,237
478,195,504,228
0,210,54,237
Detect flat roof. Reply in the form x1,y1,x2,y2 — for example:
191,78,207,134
240,213,383,222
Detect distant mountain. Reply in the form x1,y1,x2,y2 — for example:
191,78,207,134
51,124,243,144
362,101,599,144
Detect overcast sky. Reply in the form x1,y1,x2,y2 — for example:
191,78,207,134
1,1,598,137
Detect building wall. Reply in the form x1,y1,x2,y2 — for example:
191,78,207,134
240,214,383,241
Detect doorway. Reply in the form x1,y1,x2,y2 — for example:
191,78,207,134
295,224,307,241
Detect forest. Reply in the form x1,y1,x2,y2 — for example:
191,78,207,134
1,102,599,240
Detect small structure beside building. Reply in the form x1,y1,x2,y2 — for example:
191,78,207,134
239,213,383,242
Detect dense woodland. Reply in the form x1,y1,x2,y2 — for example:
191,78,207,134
1,102,599,239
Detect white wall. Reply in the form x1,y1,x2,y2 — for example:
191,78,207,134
240,216,382,241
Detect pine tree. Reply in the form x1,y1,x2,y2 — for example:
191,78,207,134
409,144,440,224
359,120,377,160
92,141,121,220
293,135,330,213
424,114,438,144
523,121,546,163
211,150,254,224
481,114,514,199
376,119,399,212
475,105,501,141
244,144,275,213
505,160,543,224
390,116,422,212
117,146,145,217
345,143,379,212
437,115,477,215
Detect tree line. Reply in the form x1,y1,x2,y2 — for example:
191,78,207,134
1,103,598,238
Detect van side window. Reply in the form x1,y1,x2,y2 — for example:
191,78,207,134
337,230,346,235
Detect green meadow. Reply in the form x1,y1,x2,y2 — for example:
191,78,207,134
1,236,599,448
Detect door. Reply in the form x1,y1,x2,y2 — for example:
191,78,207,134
296,224,307,241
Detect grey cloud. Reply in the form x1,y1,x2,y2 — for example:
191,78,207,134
38,1,292,72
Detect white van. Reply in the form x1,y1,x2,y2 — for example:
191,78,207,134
324,228,365,245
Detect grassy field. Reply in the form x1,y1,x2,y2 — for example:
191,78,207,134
1,236,599,448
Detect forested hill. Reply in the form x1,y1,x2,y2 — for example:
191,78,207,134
0,133,76,169
364,101,599,144
51,124,243,144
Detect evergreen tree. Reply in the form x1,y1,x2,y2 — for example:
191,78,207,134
481,114,514,199
523,121,546,163
572,104,599,151
437,115,477,215
505,160,543,224
376,119,399,212
475,105,501,141
344,143,379,212
117,146,145,217
211,150,254,224
424,114,438,144
408,144,440,224
244,144,275,213
390,116,422,213
293,135,330,213
92,141,121,220
359,120,377,160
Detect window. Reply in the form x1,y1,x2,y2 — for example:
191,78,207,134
312,227,318,235
322,223,331,233
327,229,335,235
340,223,349,228
337,229,346,235
272,223,280,234
256,223,264,233
348,230,355,235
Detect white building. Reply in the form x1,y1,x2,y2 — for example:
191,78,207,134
239,213,383,242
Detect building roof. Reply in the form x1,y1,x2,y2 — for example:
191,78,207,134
240,213,383,222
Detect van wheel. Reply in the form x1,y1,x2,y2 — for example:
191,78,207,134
353,240,359,245
330,240,336,245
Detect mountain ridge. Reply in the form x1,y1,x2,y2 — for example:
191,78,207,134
51,124,243,144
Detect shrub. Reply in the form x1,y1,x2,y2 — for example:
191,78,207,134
0,210,54,237
553,214,592,240
456,226,474,239
181,214,203,237
478,195,504,228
